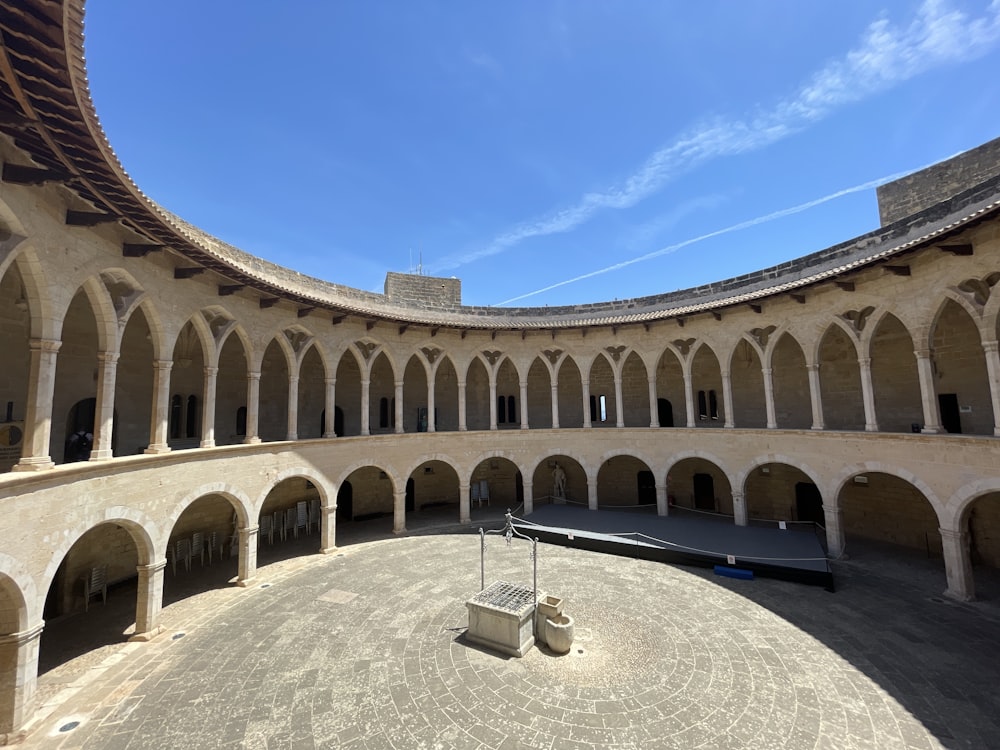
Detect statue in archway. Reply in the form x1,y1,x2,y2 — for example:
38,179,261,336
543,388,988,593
552,462,567,499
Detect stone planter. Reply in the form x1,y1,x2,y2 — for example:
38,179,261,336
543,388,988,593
537,595,563,619
545,614,575,654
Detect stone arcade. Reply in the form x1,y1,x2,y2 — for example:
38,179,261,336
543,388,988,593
1,1,1000,742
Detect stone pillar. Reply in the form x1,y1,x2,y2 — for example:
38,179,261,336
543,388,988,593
655,482,668,517
236,525,259,586
732,490,748,526
914,349,942,433
581,379,592,429
200,366,218,448
457,380,467,431
721,369,735,428
0,622,43,736
981,340,1000,436
459,480,471,524
130,560,166,641
613,369,625,428
762,367,777,429
940,527,975,601
244,370,262,444
522,482,533,515
807,363,825,430
323,378,337,438
519,378,529,430
145,359,173,453
823,506,845,558
14,338,60,471
683,370,696,428
360,378,371,436
587,480,598,511
648,377,659,428
320,503,338,553
394,381,404,434
90,351,119,460
858,357,879,432
550,383,560,429
285,375,299,441
426,376,436,433
488,378,498,431
393,490,407,534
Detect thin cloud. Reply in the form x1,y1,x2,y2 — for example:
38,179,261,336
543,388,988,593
433,0,1000,274
494,167,921,306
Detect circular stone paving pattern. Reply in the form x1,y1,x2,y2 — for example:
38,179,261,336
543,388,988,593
36,534,984,749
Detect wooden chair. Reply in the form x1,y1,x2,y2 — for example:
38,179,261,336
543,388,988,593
82,564,108,611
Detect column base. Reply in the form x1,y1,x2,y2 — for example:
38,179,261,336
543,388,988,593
236,577,256,588
129,625,164,643
143,444,171,454
89,449,113,461
12,456,54,471
393,526,407,535
865,424,879,432
944,586,974,602
199,439,216,448
242,436,262,444
921,426,943,434
811,424,825,430
320,546,339,555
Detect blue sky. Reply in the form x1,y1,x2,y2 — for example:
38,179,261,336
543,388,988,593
84,1,1000,308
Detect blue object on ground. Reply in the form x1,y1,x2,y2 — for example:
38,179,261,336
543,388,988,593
714,565,754,580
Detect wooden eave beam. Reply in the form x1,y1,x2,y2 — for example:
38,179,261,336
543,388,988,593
461,330,468,339
490,330,497,340
399,324,409,335
331,315,346,325
712,311,723,321
298,307,315,318
835,281,855,292
366,320,377,331
430,327,439,337
521,329,527,340
66,209,118,226
747,304,762,314
677,317,686,327
939,243,973,256
174,267,205,279
122,243,163,258
259,297,280,309
2,163,70,184
885,264,911,277
219,284,244,296
790,293,806,304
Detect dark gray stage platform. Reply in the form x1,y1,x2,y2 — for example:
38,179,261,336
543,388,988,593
516,504,834,590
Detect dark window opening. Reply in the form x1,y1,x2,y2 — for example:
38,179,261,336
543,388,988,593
236,406,247,436
379,397,389,429
698,390,707,420
170,394,182,439
709,390,719,420
185,395,199,438
589,395,598,422
497,395,506,424
507,395,516,424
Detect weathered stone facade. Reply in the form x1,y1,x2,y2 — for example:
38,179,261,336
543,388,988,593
0,1,999,740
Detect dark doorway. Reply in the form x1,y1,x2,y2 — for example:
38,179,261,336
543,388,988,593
938,393,962,434
795,482,824,525
657,398,674,427
693,473,715,511
637,470,656,505
65,398,96,462
515,471,524,506
336,480,353,522
405,478,415,512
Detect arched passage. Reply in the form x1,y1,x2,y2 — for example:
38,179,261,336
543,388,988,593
557,357,583,428
655,349,684,428
52,289,100,461
0,262,31,472
531,455,586,506
466,358,490,431
931,299,992,435
116,306,154,455
597,455,655,508
730,339,765,428
588,355,616,427
496,359,519,428
870,314,922,432
335,350,362,436
469,456,522,511
691,344,723,427
216,331,248,445
667,457,733,516
621,352,648,427
744,462,821,524
0,572,28,733
402,355,428,433
259,339,290,441
164,494,241,604
818,324,864,430
406,460,461,519
339,466,395,533
258,477,322,562
298,346,326,439
526,357,552,429
962,492,1000,601
433,357,459,431
771,333,810,429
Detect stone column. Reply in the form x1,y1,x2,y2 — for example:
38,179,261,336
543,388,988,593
581,379,592,428
244,370,262,444
459,480,471,524
200,366,218,448
522,481,534,515
807,363,825,430
360,378,371,436
130,560,166,641
940,527,975,601
426,376,436,433
488,378,498,431
981,340,1000,436
393,490,407,534
320,503,338,553
550,383,560,429
457,380,467,431
285,375,299,441
732,490,748,526
823,506,845,558
587,480,598,511
858,357,879,431
683,370,696,428
145,359,173,453
0,622,43,736
394,381,404,434
914,349,943,433
762,367,777,429
648,377,659,428
613,369,625,428
236,525,259,587
90,351,119,460
519,379,529,429
721,369,735,428
323,378,337,438
14,338,60,471
655,482,668,517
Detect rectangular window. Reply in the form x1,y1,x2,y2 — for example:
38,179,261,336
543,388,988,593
599,394,607,422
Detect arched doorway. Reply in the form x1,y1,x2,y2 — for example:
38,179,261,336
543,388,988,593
406,460,461,522
596,455,654,509
666,458,732,516
531,455,587,506
259,477,322,563
164,495,240,605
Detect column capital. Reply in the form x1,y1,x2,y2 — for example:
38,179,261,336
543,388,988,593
29,338,61,353
938,527,967,542
97,350,120,365
203,366,219,377
982,339,999,354
248,369,262,380
325,377,337,386
137,560,168,575
0,621,44,646
806,362,820,372
153,359,174,372
913,348,933,359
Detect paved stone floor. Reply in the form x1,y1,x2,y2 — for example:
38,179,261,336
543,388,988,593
17,515,1000,749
